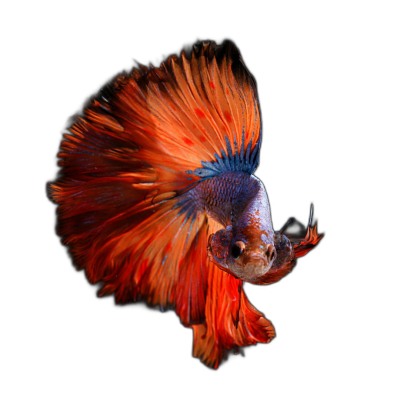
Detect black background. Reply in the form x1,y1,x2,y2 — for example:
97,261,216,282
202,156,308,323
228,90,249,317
25,18,376,394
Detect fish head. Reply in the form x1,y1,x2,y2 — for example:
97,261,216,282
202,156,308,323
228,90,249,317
208,225,295,283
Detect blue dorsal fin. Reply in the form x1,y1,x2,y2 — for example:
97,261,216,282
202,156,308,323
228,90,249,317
187,135,260,179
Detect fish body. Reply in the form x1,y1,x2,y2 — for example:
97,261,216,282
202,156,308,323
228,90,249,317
48,40,323,368
188,172,276,282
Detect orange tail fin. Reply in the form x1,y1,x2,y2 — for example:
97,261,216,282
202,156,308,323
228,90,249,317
48,40,271,366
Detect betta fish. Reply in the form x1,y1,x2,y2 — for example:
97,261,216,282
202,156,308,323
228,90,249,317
48,40,323,369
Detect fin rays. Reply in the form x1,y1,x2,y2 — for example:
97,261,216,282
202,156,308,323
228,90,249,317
48,40,265,368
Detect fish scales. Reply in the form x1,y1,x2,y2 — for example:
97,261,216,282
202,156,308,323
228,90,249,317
189,172,258,226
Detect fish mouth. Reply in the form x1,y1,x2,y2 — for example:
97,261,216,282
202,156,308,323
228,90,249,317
207,234,277,282
230,255,273,282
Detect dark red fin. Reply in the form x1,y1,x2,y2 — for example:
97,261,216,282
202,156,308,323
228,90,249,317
48,40,264,364
294,224,324,258
192,266,275,369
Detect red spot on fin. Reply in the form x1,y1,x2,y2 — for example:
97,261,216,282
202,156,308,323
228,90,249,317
224,111,233,123
195,108,206,118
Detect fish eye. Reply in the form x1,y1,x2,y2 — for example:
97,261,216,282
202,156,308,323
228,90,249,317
231,241,245,259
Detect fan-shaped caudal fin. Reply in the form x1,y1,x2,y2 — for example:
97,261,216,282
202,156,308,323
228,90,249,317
48,40,262,323
192,266,276,369
294,224,324,258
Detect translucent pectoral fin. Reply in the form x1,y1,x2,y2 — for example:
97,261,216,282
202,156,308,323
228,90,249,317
280,218,307,243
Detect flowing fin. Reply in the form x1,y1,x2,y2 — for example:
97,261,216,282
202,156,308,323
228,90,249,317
293,224,324,258
48,40,263,364
280,204,324,258
52,187,210,325
192,266,275,369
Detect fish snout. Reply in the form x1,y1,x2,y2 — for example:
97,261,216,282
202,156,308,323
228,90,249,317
248,244,276,266
239,244,276,281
